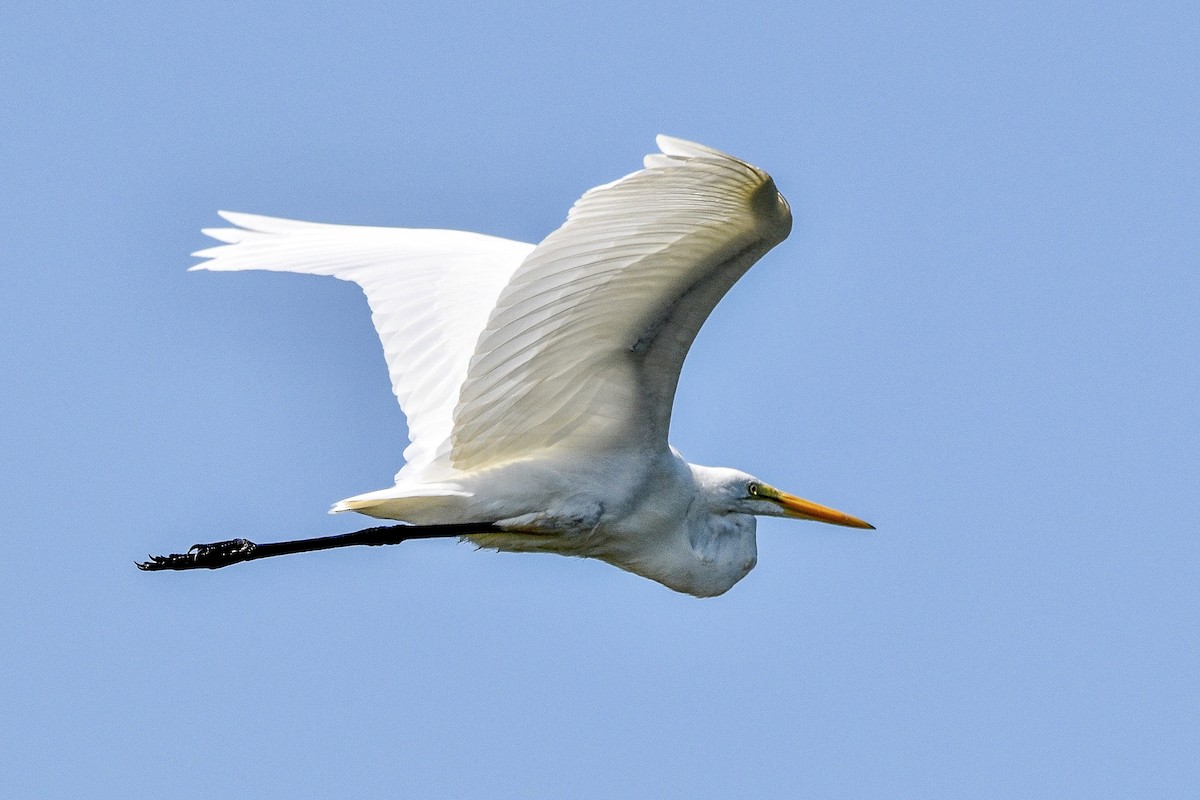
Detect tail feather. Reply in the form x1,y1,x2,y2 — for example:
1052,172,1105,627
331,484,474,523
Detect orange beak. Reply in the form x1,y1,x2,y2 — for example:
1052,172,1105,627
772,489,875,529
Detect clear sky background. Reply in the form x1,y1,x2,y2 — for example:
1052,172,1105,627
2,2,1197,797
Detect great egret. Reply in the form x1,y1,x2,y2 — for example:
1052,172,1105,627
141,135,872,597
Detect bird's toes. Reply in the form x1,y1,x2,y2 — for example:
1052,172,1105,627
137,538,259,571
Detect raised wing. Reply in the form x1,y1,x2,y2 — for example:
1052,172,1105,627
450,136,792,469
192,212,534,477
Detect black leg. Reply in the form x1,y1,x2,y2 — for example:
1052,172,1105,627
137,522,504,571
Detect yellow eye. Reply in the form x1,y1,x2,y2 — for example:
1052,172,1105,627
747,482,761,497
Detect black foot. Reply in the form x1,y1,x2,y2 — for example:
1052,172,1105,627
137,538,260,571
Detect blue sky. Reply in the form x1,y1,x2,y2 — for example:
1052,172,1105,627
2,1,1197,797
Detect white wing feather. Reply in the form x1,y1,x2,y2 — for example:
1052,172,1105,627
189,136,789,493
450,136,792,469
191,212,534,477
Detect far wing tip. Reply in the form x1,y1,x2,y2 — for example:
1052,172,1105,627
655,134,728,160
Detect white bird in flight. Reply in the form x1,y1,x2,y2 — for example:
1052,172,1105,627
141,135,872,597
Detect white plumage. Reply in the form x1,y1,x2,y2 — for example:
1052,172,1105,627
192,135,871,597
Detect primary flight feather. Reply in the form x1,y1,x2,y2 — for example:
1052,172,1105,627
185,135,871,597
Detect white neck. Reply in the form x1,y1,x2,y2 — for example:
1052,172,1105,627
612,461,759,597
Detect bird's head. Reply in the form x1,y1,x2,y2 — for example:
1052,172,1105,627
661,465,873,597
697,466,874,529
